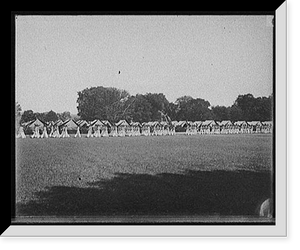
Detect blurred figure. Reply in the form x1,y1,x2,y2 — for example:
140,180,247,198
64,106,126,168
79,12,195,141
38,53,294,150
75,126,81,138
259,198,274,218
87,126,93,138
41,126,48,138
16,126,26,138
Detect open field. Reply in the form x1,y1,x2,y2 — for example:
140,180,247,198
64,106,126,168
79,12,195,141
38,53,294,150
15,134,273,220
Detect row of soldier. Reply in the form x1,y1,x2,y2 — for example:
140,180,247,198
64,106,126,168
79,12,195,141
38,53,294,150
16,125,272,139
16,119,273,139
16,125,176,139
28,125,80,138
189,126,272,135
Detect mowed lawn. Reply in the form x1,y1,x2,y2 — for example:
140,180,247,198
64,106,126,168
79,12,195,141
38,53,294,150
15,134,273,218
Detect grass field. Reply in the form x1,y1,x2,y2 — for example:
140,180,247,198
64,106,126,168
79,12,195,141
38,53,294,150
15,134,274,220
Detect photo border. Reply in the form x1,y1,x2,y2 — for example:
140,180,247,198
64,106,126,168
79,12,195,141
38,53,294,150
5,3,287,236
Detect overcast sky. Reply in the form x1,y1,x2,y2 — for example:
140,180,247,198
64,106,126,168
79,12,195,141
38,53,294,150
15,15,273,114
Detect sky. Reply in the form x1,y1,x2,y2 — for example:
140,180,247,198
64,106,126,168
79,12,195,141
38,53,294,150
15,15,273,114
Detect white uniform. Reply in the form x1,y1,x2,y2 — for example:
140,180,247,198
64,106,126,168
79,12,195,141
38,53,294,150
41,127,48,138
87,127,93,138
65,127,70,137
31,126,40,138
101,127,109,137
110,127,118,137
94,127,101,137
74,127,81,138
48,126,54,137
52,127,60,138
61,126,68,138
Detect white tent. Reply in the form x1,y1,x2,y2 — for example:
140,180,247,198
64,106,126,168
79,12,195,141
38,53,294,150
58,119,79,137
116,120,131,136
130,122,141,136
26,118,46,130
202,120,217,127
201,120,218,134
60,119,79,130
141,122,151,136
90,119,105,127
247,121,263,133
261,121,273,133
176,121,188,127
233,121,248,133
219,120,233,134
25,118,46,138
101,120,112,128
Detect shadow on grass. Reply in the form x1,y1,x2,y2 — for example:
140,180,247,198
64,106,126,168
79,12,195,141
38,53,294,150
16,170,272,217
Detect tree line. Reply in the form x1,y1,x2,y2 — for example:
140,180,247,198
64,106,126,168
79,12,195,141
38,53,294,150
18,109,73,124
76,86,273,123
17,86,273,125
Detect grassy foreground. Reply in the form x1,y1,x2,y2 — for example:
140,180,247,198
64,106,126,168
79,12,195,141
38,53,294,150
15,134,273,220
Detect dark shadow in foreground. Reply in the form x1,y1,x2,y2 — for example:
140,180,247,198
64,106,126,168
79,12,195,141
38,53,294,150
16,170,273,218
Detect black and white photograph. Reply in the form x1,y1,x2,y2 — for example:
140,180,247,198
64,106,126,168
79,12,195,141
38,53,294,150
11,10,285,234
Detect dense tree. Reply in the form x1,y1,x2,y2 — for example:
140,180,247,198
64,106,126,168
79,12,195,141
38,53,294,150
20,110,35,124
44,110,58,122
123,94,152,123
174,95,193,120
252,96,272,121
167,102,178,121
173,96,189,121
211,105,230,121
106,93,172,123
232,93,273,121
34,112,46,121
77,86,130,121
175,95,194,106
175,96,212,121
227,105,243,122
74,87,273,123
233,94,256,121
18,91,273,125
58,111,71,121
143,93,171,121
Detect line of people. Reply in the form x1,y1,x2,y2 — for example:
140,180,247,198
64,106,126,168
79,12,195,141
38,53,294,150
86,126,109,138
16,125,111,139
16,124,272,139
16,125,79,139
